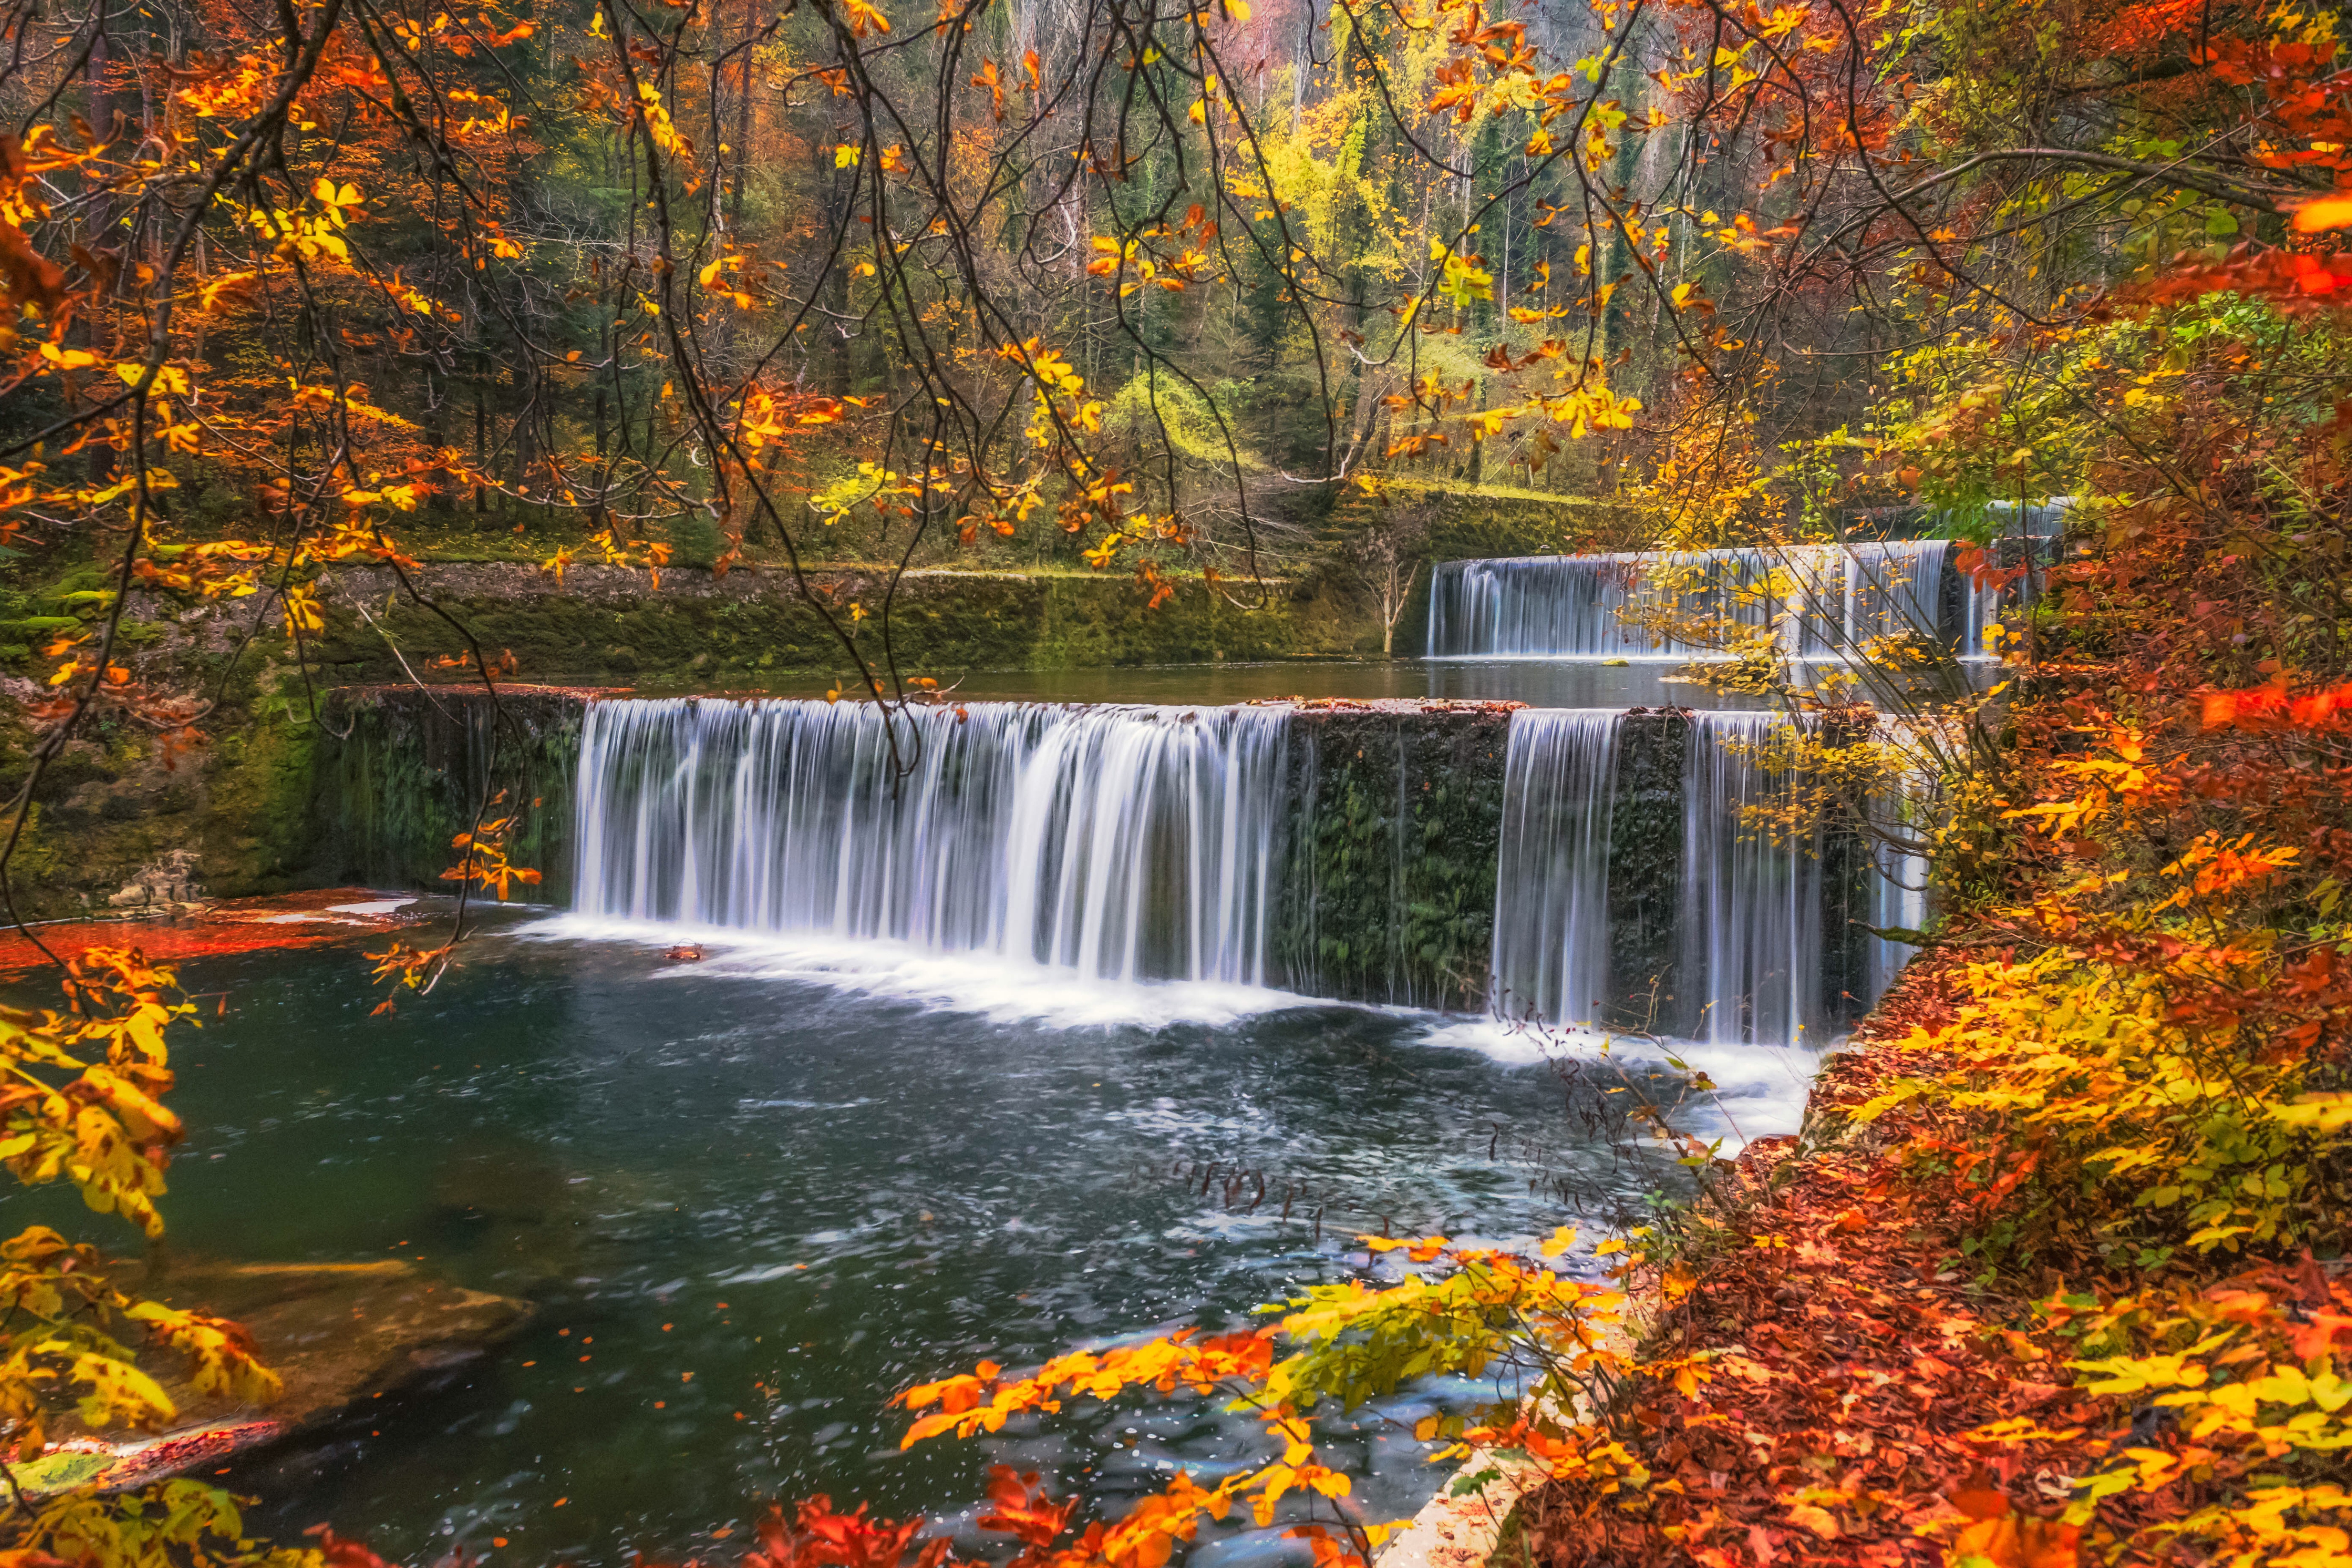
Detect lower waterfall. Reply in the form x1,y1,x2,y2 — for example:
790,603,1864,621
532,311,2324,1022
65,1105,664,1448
1487,709,1844,1044
571,696,1906,1040
1682,711,1821,1046
1490,710,1620,1028
573,698,1291,986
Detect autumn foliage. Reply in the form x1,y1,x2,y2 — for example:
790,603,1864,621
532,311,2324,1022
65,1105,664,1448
0,952,312,1568
6,0,2352,1550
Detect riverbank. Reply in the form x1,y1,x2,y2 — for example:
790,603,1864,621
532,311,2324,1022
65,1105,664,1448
1465,932,2350,1568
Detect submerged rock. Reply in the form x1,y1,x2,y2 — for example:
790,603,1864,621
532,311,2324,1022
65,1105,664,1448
16,1257,532,1496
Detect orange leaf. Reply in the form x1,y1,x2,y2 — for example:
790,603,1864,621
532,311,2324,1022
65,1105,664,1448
1950,1477,2012,1522
1950,1513,2080,1568
0,219,69,311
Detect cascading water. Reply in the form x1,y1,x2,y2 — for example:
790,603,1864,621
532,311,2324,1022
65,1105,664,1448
1952,499,2072,659
573,698,1291,986
1681,712,1821,1046
1485,709,1855,1045
1426,541,1963,660
1865,828,1929,1008
1489,710,1620,1029
569,697,1908,1040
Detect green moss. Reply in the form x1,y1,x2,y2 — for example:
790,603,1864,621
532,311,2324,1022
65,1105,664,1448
308,569,1380,688
310,689,582,900
1604,712,1690,1031
1275,709,1511,1009
1815,712,1887,1029
0,674,374,917
199,696,322,895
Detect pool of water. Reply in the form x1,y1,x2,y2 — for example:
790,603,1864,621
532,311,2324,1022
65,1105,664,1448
0,918,1821,1565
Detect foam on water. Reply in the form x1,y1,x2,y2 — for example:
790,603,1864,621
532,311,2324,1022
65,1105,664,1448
523,913,1325,1029
1412,1015,1825,1150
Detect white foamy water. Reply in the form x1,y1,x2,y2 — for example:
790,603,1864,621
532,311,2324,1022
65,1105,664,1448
1413,1016,1825,1150
522,914,1326,1029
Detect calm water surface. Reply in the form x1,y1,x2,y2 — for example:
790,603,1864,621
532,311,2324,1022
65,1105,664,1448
2,920,1817,1565
629,658,1776,709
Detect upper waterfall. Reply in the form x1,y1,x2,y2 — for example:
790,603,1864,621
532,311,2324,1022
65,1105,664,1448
574,698,1291,986
1426,540,1985,660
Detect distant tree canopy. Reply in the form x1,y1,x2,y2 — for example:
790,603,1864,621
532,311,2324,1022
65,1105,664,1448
1,0,2346,854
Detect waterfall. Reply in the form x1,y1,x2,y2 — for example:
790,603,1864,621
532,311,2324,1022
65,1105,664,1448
1953,501,2072,659
573,698,1291,986
1489,711,1620,1029
567,696,1910,1040
1865,832,1928,1008
1488,709,1846,1044
1426,541,1959,660
1682,712,1821,1046
1858,761,1931,1006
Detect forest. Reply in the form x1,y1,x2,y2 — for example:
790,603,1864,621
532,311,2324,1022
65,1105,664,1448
1,0,2349,1560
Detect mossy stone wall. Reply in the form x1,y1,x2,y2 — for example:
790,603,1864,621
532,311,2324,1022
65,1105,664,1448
1601,711,1691,1033
311,563,1385,688
1273,708,1513,1009
310,687,583,904
0,682,321,920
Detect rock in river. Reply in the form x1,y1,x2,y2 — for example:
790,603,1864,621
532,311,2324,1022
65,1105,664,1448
13,1257,532,1496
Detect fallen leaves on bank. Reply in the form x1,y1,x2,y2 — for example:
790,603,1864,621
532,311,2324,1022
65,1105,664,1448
1511,954,2352,1568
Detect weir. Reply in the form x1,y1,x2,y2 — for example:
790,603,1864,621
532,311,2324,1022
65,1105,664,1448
572,698,1290,987
549,695,1909,1040
1425,539,1992,660
315,688,1913,1040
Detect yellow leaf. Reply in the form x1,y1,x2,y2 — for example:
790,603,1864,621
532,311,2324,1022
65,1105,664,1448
2276,1092,2352,1131
2290,195,2352,234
